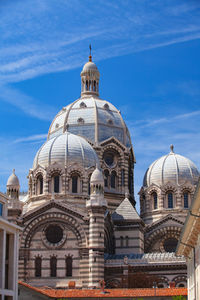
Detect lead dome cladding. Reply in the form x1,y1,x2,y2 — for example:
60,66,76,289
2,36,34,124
47,59,132,148
143,145,199,187
33,132,99,169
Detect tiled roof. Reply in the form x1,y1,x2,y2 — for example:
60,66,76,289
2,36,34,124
112,197,141,221
105,252,184,261
19,281,187,298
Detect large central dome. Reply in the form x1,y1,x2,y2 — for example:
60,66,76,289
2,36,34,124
47,58,132,148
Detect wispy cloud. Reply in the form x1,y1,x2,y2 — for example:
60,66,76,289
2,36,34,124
0,0,200,84
0,85,56,121
13,134,47,144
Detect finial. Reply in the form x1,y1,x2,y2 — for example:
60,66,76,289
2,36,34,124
13,168,15,174
89,44,92,62
170,144,174,153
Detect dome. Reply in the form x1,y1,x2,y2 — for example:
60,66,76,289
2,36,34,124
82,61,99,72
90,165,104,184
143,145,199,187
33,132,99,169
47,97,132,147
7,169,20,187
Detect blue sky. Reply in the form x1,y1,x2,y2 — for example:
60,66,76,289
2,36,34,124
0,0,200,211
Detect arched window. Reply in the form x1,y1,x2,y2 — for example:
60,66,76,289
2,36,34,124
53,175,60,193
66,256,72,277
167,192,173,208
35,257,42,277
121,169,125,186
120,236,123,247
50,256,57,277
183,192,189,208
125,236,129,247
111,171,116,189
104,170,109,188
37,175,43,195
72,175,78,193
153,192,157,209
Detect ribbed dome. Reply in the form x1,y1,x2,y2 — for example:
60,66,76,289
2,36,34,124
7,169,20,186
143,145,199,187
33,132,99,169
47,97,132,147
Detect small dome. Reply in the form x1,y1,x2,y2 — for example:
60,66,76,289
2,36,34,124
33,132,99,169
143,145,199,187
7,169,20,187
90,165,104,184
82,61,98,72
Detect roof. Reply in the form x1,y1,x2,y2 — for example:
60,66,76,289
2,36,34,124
33,132,99,169
7,169,20,187
112,197,141,221
19,282,187,298
105,252,185,263
143,145,199,187
47,97,132,148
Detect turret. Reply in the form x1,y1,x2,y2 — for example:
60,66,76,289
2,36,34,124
86,165,107,288
80,48,100,98
7,169,22,222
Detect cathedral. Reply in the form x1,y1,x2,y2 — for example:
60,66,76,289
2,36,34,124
6,54,199,289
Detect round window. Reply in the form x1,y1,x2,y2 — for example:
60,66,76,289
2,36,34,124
45,225,63,244
104,152,115,167
163,238,178,252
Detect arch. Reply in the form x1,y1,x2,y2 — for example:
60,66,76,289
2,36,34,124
50,256,57,277
47,169,62,193
72,174,78,193
125,236,129,247
21,212,87,250
66,255,73,277
183,191,189,208
152,192,157,210
173,275,187,287
111,171,117,189
145,226,182,253
120,236,123,247
54,175,60,193
36,174,43,195
106,278,121,288
104,170,109,188
167,192,173,208
35,256,42,277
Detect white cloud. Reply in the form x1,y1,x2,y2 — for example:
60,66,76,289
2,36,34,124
13,134,47,144
0,0,200,84
0,85,56,121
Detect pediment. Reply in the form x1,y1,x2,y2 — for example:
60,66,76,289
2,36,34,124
146,214,184,233
100,136,127,152
23,199,86,223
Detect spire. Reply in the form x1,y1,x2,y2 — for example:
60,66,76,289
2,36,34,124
170,144,174,153
89,44,92,62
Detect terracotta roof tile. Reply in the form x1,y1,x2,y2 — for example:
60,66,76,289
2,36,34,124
19,281,187,298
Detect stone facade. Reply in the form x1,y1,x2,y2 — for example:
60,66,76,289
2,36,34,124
6,55,199,289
